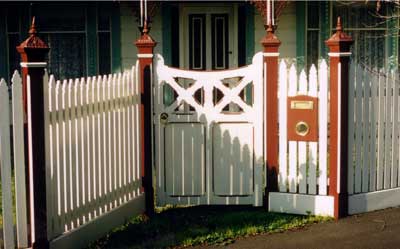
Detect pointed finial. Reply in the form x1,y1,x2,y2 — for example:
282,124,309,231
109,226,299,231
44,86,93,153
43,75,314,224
336,16,342,32
29,16,37,36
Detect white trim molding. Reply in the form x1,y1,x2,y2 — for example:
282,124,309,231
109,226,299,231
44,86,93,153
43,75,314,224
263,52,280,57
20,62,47,68
328,52,352,57
137,53,154,59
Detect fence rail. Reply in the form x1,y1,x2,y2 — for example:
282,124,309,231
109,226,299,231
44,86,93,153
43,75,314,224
44,62,145,247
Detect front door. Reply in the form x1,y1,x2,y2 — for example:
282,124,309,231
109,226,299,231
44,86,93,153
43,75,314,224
179,5,238,70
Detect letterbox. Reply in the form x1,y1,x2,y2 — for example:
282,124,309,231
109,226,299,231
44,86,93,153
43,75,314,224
287,95,318,142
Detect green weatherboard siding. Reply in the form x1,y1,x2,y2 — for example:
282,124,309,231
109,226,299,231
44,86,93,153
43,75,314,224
86,5,98,76
111,4,122,73
387,12,398,70
296,1,306,69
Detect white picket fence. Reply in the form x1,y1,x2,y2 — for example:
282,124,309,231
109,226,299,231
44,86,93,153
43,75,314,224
0,72,29,249
269,60,333,216
44,62,145,248
348,64,400,214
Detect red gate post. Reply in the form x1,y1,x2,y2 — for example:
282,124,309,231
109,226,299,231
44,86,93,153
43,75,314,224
326,17,353,219
16,18,50,248
135,22,157,216
261,24,281,206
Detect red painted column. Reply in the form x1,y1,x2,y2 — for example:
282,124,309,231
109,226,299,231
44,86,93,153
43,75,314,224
325,17,353,219
261,25,281,206
135,23,157,216
16,18,50,249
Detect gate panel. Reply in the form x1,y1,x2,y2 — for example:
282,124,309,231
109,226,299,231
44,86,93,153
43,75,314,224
154,52,263,206
213,123,254,196
165,123,205,196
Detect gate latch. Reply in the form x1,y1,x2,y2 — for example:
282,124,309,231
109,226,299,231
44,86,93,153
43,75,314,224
160,113,169,124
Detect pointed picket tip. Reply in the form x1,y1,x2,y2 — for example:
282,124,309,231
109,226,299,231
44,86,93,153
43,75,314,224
279,60,287,71
299,69,307,83
0,78,7,89
319,59,328,71
11,70,21,84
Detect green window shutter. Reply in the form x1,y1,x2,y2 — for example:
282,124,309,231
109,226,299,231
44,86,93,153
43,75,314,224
296,1,306,69
0,8,7,80
86,5,98,76
245,4,254,65
111,4,121,73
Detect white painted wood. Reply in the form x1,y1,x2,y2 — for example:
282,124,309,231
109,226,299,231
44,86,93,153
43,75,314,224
308,65,318,195
269,192,334,217
213,123,254,195
318,60,328,195
384,70,392,190
0,79,16,249
347,63,356,194
391,70,399,188
11,71,29,246
55,80,64,234
369,71,378,192
362,68,371,193
69,79,77,228
377,70,385,190
298,70,307,194
154,52,263,206
49,195,145,249
287,64,297,193
354,65,363,193
278,60,288,192
349,187,400,215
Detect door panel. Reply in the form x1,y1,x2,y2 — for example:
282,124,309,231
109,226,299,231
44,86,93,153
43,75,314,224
165,123,206,196
213,123,254,196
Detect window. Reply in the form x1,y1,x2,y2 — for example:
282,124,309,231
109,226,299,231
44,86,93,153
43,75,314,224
306,1,320,69
3,3,115,80
305,1,397,70
332,1,388,69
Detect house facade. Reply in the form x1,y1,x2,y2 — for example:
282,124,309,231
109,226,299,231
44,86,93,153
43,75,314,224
0,1,398,81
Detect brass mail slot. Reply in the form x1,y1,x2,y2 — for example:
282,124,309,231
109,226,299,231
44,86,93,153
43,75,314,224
290,100,314,110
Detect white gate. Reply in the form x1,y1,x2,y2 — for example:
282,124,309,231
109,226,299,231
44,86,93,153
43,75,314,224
154,52,264,206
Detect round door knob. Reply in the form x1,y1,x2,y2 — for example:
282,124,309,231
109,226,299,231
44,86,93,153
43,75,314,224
160,113,169,124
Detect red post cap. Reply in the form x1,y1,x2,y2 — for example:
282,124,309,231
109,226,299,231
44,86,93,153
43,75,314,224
325,17,354,53
17,17,49,62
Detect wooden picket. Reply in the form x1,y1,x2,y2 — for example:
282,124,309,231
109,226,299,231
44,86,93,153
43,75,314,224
0,72,29,249
348,64,400,214
270,60,332,216
277,61,329,196
44,65,145,248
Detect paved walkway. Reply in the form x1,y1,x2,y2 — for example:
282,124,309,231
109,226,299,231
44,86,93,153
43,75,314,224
199,207,400,249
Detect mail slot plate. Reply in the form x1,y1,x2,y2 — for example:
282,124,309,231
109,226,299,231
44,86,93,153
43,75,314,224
291,100,314,110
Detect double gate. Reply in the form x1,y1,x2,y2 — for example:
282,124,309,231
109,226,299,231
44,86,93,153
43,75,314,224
153,53,264,206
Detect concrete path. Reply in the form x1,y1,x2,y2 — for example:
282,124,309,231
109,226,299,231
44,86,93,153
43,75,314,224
199,207,400,249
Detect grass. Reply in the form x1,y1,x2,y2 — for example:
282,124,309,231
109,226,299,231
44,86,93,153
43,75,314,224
88,205,332,249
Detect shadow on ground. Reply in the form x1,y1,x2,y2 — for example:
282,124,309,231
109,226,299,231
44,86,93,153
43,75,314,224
88,205,330,249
